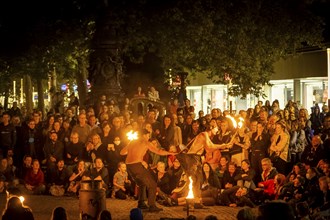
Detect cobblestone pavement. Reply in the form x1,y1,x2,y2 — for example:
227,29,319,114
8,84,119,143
0,194,240,220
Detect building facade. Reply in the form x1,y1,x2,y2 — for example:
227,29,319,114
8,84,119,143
186,48,329,114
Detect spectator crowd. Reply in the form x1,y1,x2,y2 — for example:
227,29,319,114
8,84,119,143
0,86,330,220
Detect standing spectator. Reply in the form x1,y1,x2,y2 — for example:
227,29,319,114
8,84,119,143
231,122,251,167
8,101,22,118
0,112,17,158
269,121,290,175
71,113,91,145
21,119,43,160
88,115,101,136
310,104,323,135
171,114,182,147
157,115,174,151
250,122,270,182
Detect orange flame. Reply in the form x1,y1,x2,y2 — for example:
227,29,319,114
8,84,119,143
226,115,237,128
238,117,244,128
186,176,194,199
126,130,138,141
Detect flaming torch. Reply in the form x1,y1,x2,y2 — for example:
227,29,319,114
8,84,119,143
126,130,138,141
186,176,194,216
226,115,238,145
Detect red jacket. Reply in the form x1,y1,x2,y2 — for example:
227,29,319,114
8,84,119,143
24,168,44,186
260,179,275,196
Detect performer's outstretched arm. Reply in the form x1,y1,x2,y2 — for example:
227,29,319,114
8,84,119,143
204,133,232,151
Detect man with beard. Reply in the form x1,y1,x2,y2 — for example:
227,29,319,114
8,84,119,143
21,119,43,160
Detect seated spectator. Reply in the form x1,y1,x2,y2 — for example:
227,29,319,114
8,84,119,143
112,162,133,199
0,157,18,187
67,160,87,195
304,167,322,210
286,162,306,182
320,160,330,177
80,141,94,169
283,176,305,204
23,159,46,195
152,161,172,204
220,160,255,207
17,155,33,181
311,176,330,218
301,135,326,168
48,159,71,196
43,130,64,170
221,162,239,191
260,158,278,182
167,158,184,193
201,162,221,206
65,132,84,172
167,145,178,169
215,156,229,188
84,158,109,190
2,196,34,220
90,134,108,165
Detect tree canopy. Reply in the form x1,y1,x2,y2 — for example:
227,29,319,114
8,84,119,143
101,0,325,97
0,0,326,102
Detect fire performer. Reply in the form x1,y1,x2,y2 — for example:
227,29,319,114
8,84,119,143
120,129,175,212
177,125,233,208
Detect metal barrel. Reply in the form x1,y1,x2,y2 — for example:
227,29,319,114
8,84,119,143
79,180,106,219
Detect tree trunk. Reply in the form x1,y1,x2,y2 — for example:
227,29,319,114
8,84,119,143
76,57,88,108
24,74,33,114
36,77,45,117
4,88,9,110
49,67,57,110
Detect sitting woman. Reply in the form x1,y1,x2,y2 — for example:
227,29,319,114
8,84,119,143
67,160,87,195
201,162,221,206
216,156,229,188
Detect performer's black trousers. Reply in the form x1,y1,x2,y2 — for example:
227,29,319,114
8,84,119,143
127,162,157,207
176,153,202,199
